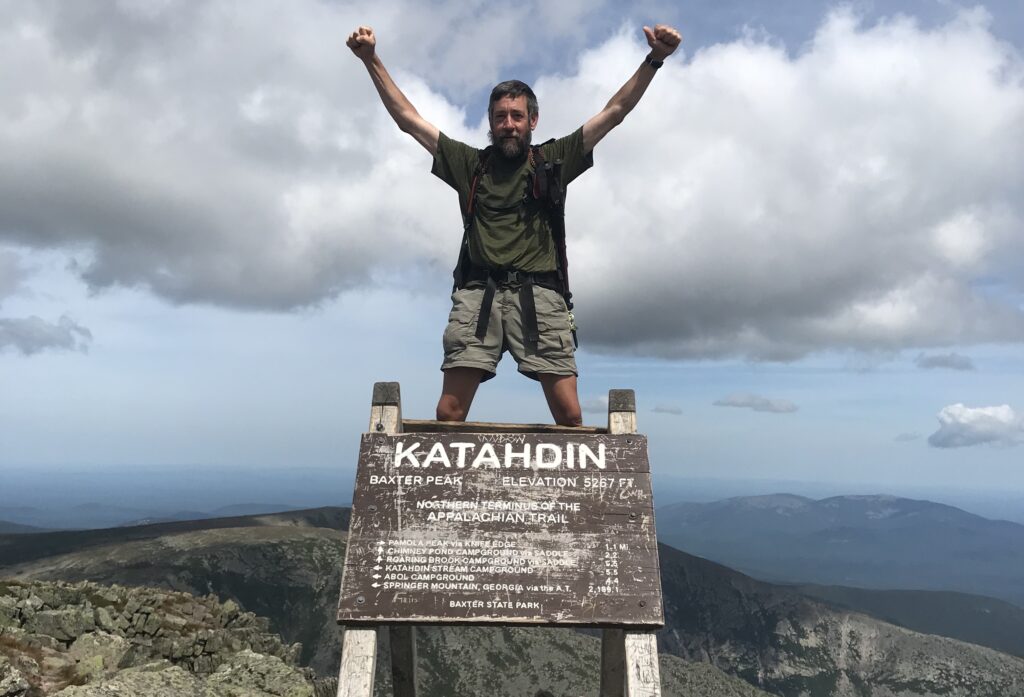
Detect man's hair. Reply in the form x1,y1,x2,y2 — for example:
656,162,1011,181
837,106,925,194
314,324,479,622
488,80,538,121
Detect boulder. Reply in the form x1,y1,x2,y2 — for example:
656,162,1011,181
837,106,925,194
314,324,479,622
93,606,116,633
2,580,314,696
0,597,18,629
0,656,30,697
68,632,130,678
29,608,95,642
53,664,219,697
208,650,314,697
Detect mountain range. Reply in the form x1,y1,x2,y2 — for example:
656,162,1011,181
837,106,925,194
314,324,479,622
657,494,1024,607
3,505,1023,696
0,502,302,532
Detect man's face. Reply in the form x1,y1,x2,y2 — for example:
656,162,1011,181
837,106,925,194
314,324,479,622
488,95,538,159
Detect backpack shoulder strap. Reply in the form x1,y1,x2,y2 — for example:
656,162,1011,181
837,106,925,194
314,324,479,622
453,147,492,290
531,142,576,345
466,146,492,218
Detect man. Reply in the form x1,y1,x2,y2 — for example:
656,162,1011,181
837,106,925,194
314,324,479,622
347,23,682,426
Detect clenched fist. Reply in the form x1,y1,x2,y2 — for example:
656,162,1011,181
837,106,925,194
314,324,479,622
347,25,376,61
643,24,682,61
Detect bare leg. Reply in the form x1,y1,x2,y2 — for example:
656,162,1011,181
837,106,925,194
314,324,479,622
436,367,486,421
538,374,582,426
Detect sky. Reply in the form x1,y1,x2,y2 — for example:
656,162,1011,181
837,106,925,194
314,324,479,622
2,0,1024,512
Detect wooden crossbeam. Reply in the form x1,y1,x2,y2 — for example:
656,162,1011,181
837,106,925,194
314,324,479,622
402,418,606,434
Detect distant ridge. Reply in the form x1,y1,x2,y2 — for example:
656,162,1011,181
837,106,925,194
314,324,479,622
0,501,310,531
0,519,47,534
658,493,1024,606
117,510,213,527
210,503,298,516
0,506,350,568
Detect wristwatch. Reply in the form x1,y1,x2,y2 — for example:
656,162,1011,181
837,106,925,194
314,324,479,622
644,54,664,70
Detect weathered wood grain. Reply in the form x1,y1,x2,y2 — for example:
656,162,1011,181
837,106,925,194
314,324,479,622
337,628,377,697
338,382,664,697
337,383,400,697
608,389,636,413
403,419,605,434
337,432,663,626
604,389,662,697
608,389,637,437
625,632,661,697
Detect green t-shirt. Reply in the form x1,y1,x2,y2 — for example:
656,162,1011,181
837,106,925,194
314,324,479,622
432,127,593,272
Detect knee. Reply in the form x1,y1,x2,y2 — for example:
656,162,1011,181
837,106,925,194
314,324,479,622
436,396,469,422
554,406,582,427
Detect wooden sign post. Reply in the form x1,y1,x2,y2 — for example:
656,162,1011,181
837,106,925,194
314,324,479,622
336,383,663,697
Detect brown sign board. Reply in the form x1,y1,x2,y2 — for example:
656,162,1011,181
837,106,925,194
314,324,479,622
337,432,663,627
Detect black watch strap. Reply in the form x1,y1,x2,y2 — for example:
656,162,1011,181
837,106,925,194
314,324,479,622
644,54,664,70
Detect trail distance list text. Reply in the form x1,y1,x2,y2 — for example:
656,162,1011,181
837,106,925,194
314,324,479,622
337,433,663,626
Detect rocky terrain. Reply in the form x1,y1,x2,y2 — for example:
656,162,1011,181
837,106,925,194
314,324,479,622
1,525,767,697
794,584,1024,658
3,507,1024,696
658,544,1024,696
3,525,345,675
0,578,768,697
0,578,323,696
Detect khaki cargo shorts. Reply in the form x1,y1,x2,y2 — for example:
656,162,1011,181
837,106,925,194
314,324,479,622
441,284,577,382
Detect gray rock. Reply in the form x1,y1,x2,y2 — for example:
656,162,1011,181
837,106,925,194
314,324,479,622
0,596,18,629
54,664,220,697
41,652,76,679
30,608,95,642
0,656,30,697
73,654,105,682
69,631,130,678
93,606,116,632
161,613,188,634
221,599,241,626
193,654,220,674
21,632,62,652
142,613,162,636
208,650,314,697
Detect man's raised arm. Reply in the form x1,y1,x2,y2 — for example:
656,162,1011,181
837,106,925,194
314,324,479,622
582,24,682,154
347,26,440,156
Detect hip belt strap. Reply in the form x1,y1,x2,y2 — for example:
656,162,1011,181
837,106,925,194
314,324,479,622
472,270,551,343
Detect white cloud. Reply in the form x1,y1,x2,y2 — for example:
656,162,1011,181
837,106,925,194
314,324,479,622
0,247,93,356
651,404,683,415
558,8,1024,360
928,403,1024,448
894,432,921,442
0,315,92,355
915,352,974,370
2,4,1023,359
713,393,798,413
580,395,609,415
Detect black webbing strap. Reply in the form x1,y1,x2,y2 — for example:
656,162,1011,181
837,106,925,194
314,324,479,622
474,275,498,340
454,149,492,292
530,146,576,347
520,278,539,343
470,271,554,342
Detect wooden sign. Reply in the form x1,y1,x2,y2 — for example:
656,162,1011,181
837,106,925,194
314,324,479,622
337,432,663,627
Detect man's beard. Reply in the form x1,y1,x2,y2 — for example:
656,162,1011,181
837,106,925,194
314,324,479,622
489,128,532,159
